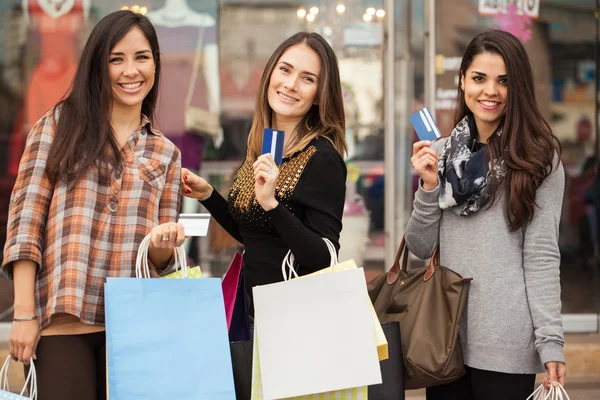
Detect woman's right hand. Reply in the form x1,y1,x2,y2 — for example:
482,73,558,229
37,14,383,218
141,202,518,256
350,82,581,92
411,140,440,191
9,319,40,365
181,168,213,201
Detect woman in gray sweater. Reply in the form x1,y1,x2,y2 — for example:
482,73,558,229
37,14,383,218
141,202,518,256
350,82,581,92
406,30,566,400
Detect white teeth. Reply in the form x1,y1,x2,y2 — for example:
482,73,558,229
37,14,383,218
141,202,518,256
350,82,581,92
481,101,498,107
279,92,297,101
121,82,142,89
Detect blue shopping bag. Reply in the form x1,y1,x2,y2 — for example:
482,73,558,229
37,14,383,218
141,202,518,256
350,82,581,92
105,236,236,400
105,278,235,400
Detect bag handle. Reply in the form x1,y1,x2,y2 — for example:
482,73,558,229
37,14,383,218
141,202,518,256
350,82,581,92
526,383,570,400
387,236,437,285
185,26,204,109
1,356,37,399
185,26,218,112
135,233,187,279
281,238,338,281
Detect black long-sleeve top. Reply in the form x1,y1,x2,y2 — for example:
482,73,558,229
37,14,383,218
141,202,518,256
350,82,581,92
201,137,347,301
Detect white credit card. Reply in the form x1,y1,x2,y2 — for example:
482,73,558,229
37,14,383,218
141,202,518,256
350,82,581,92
178,213,211,237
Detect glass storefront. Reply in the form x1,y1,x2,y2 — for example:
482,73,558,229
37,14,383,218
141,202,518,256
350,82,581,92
429,0,600,329
0,0,598,332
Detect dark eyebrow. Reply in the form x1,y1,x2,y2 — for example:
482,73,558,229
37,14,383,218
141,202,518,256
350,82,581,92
280,61,319,79
109,50,152,56
471,71,507,79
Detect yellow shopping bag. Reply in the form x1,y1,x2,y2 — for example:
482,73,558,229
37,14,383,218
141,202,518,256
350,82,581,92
163,265,203,279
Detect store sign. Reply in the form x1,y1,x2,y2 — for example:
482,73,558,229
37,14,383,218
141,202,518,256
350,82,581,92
435,55,462,75
479,0,539,18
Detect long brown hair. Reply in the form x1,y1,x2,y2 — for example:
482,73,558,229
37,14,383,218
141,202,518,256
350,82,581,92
247,32,347,160
46,11,161,185
455,29,561,231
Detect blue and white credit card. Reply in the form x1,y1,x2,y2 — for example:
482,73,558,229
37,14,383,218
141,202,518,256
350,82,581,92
409,107,441,142
262,128,285,165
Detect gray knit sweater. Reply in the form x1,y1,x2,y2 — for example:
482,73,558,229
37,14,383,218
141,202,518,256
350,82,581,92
405,138,565,374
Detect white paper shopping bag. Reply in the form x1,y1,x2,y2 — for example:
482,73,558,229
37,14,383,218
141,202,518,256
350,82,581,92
253,268,382,399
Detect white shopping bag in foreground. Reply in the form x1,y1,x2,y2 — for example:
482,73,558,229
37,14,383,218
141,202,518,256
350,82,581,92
253,268,381,399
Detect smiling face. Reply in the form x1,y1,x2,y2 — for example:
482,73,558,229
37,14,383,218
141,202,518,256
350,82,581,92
108,26,155,113
267,43,321,125
461,52,508,139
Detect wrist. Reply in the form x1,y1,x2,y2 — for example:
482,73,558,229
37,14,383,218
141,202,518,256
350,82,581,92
422,180,438,191
13,299,35,318
13,305,36,317
13,316,38,322
262,199,279,211
199,186,214,202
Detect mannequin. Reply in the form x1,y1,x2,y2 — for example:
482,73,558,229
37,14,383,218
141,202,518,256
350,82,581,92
146,0,209,28
147,0,221,164
21,0,90,129
148,0,221,261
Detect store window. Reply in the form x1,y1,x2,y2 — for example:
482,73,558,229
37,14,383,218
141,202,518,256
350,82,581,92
432,0,600,322
0,0,394,321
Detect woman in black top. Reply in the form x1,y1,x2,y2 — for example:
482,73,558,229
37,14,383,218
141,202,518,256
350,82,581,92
181,32,347,301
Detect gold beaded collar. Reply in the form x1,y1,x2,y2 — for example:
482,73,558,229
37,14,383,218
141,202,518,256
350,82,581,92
229,145,318,213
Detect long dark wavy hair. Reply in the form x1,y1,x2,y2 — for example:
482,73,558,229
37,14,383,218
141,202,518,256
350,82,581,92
46,10,161,185
455,29,561,231
247,32,347,160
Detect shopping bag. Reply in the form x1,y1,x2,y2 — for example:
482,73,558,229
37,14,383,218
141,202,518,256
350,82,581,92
230,340,253,400
302,258,388,361
368,237,472,389
527,383,570,400
222,252,244,330
0,356,37,399
163,265,202,279
368,322,405,400
251,238,381,399
105,234,236,400
228,269,251,343
222,253,252,398
251,327,369,400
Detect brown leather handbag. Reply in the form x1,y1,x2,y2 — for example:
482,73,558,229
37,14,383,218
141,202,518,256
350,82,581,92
367,237,473,390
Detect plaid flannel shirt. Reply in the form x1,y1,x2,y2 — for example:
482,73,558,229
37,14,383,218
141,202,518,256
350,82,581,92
2,109,181,328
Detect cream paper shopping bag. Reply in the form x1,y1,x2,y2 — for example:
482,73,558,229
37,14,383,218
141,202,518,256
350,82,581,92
306,259,388,361
252,268,382,400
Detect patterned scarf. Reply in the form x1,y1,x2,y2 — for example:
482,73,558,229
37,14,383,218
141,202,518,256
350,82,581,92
438,116,506,215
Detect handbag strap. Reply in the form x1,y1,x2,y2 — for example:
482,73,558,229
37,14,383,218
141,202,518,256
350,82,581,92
387,236,437,285
281,238,338,281
185,25,217,111
135,233,187,278
185,26,204,108
0,356,37,399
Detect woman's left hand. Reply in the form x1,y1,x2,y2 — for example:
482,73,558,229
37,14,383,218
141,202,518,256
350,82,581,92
543,362,566,391
253,154,279,211
149,222,186,249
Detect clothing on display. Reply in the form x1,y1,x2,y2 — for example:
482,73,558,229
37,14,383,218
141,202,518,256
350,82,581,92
150,0,220,170
24,0,86,129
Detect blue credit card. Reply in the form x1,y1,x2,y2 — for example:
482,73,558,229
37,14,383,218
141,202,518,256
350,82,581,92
262,128,285,165
409,107,441,142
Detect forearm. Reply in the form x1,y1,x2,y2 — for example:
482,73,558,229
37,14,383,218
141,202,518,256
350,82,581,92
12,260,37,317
267,204,338,272
201,190,243,243
404,180,442,259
